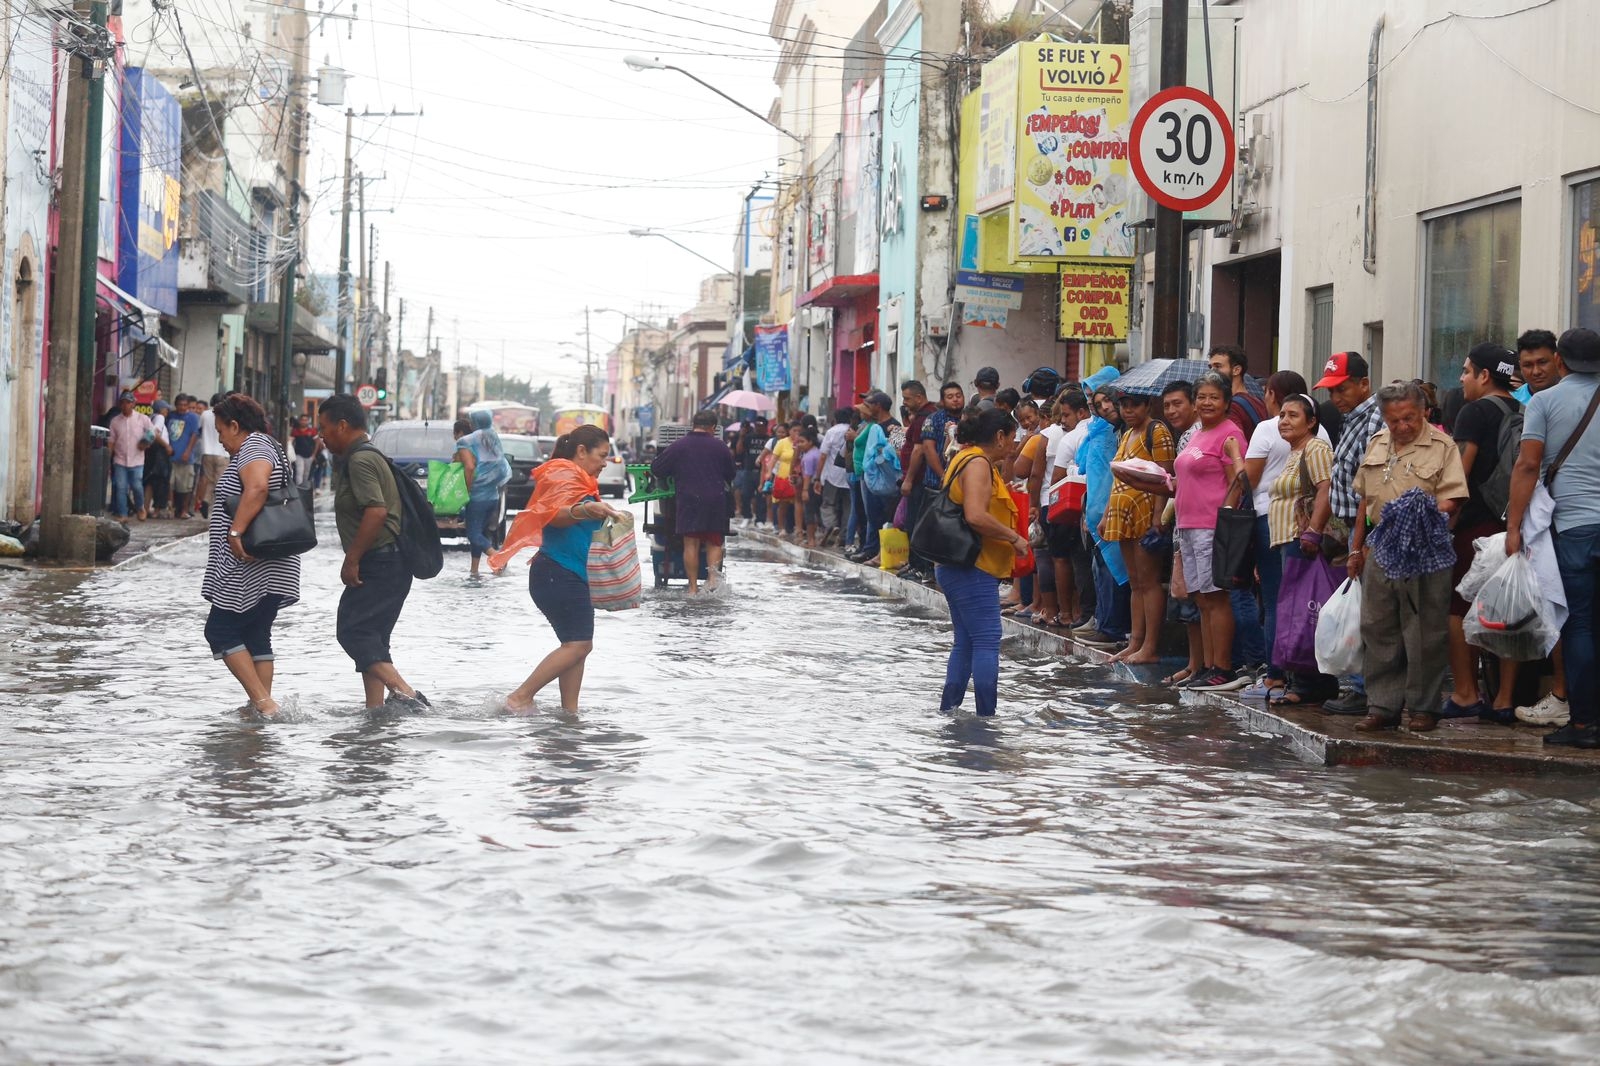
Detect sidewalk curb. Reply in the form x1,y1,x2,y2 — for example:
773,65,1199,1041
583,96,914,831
742,528,1600,777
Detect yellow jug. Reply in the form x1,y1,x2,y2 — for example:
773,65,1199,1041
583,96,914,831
878,525,910,571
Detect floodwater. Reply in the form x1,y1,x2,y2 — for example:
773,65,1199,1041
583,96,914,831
2,511,1599,1064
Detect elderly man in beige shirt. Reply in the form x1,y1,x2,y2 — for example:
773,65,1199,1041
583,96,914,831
1346,380,1470,732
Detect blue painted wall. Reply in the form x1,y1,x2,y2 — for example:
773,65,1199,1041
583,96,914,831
877,14,921,386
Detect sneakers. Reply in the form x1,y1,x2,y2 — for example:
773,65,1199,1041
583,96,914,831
384,689,431,712
1438,697,1486,719
1542,722,1598,748
1075,630,1124,649
1070,618,1104,636
1188,668,1248,692
1322,690,1368,716
1515,693,1571,727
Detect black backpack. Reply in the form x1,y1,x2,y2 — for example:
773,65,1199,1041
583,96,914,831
1475,395,1524,520
350,442,444,579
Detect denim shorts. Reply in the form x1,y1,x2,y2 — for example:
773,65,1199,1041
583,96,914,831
205,595,287,660
530,551,594,643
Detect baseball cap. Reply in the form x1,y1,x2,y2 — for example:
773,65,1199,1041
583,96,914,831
119,390,136,402
1313,351,1370,390
861,389,894,410
153,400,171,412
1465,342,1517,388
1557,327,1600,374
972,366,1000,388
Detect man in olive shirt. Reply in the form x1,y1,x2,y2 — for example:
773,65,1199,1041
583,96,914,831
317,394,429,711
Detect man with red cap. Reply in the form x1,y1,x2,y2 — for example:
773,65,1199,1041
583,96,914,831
1315,350,1384,715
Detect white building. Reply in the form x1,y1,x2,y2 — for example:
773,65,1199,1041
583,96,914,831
1189,0,1600,385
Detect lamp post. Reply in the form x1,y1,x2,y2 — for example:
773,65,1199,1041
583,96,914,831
626,229,728,275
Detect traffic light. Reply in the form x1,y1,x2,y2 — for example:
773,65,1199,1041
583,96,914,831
374,367,388,400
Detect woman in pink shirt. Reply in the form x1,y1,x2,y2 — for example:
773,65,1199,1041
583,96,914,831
1172,371,1249,691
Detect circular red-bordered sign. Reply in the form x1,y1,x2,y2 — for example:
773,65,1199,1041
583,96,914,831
1129,86,1235,213
356,383,378,407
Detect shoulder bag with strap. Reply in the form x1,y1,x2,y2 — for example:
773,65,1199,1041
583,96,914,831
1292,448,1349,559
1542,385,1600,489
910,453,984,568
1211,470,1257,591
221,441,317,559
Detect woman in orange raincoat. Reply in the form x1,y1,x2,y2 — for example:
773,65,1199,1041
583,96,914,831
490,425,625,711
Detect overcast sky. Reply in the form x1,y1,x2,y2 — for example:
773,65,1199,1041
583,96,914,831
295,0,799,401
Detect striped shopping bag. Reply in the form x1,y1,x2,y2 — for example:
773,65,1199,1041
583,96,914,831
588,513,642,611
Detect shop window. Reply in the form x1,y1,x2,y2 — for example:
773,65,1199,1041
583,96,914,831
1572,178,1600,332
1423,199,1520,387
1308,285,1333,371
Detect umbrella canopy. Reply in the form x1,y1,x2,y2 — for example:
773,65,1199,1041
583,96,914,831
1112,358,1211,397
720,389,776,412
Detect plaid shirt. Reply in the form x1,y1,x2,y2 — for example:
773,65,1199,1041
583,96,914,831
1330,395,1383,521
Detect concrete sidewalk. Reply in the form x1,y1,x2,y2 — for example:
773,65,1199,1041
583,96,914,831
2,514,207,573
741,527,1600,777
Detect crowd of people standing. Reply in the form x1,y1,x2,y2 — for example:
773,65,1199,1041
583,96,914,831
722,329,1599,739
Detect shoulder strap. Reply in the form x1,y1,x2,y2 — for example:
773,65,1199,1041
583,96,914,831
1544,384,1600,488
943,452,982,494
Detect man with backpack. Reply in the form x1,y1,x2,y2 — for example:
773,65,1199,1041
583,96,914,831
318,393,431,711
1209,345,1269,435
1442,343,1523,722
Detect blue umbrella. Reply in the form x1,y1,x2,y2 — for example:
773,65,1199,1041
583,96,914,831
1112,358,1211,397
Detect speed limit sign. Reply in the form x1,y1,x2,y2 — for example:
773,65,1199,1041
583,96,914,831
1130,86,1235,213
356,383,378,407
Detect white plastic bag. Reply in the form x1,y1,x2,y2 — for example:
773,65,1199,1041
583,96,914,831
1464,552,1557,661
1315,576,1364,676
1454,531,1507,606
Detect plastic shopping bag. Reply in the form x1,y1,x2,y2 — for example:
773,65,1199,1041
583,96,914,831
1275,552,1342,674
1454,531,1507,606
427,460,470,517
878,526,910,571
1464,552,1556,661
1314,576,1363,676
1009,487,1035,578
588,513,642,611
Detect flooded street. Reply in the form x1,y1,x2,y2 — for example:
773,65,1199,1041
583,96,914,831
3,514,1600,1064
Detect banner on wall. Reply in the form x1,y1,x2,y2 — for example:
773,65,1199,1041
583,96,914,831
1012,37,1132,261
754,324,792,393
118,69,182,315
1058,263,1132,341
975,44,1019,213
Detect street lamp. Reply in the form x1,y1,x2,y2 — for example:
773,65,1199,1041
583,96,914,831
623,56,803,145
628,228,729,275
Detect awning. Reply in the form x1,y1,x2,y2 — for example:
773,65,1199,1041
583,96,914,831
797,273,879,309
700,381,735,410
99,278,179,367
724,342,754,371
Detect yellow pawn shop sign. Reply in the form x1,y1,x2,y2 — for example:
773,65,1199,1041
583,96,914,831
1059,264,1132,342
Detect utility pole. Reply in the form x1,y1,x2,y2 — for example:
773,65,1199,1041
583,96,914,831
41,0,108,558
69,0,111,516
1151,0,1189,360
335,107,353,395
499,340,506,399
584,305,593,406
275,73,305,441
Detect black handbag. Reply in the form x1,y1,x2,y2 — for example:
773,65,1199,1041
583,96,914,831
910,454,983,568
222,445,317,559
1211,470,1256,591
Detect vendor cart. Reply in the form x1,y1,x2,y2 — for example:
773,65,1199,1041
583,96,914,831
627,464,711,589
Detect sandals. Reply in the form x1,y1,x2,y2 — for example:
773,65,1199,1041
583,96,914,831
1160,668,1194,687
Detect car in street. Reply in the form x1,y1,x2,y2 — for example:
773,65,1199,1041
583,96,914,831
370,419,506,546
501,433,543,511
533,434,631,498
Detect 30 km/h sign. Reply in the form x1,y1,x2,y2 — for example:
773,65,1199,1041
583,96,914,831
1129,86,1235,213
356,384,378,408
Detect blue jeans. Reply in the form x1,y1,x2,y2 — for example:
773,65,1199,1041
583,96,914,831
1093,543,1131,640
847,478,866,550
111,463,144,517
864,489,897,557
463,495,498,558
1254,515,1285,679
936,564,1002,716
1231,584,1266,668
1555,523,1600,727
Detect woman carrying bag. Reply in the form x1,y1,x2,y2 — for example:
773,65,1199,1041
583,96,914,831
202,393,302,718
1173,371,1250,691
919,408,1029,717
1264,394,1341,704
491,425,627,713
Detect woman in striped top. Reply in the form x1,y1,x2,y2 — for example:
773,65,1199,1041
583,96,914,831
201,394,301,717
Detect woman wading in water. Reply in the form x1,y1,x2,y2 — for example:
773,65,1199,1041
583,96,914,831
490,425,625,712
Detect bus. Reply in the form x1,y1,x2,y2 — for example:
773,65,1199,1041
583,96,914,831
552,403,610,436
465,401,540,436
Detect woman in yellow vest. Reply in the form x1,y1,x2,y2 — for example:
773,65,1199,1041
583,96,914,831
938,408,1030,716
